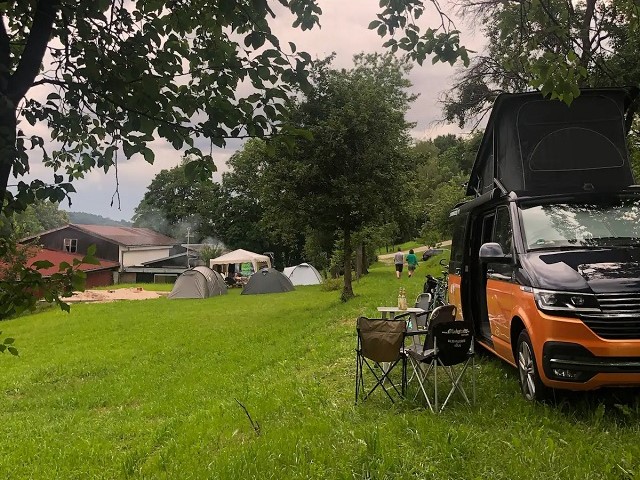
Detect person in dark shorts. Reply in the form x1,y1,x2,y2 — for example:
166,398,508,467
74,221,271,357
406,249,418,277
393,248,404,279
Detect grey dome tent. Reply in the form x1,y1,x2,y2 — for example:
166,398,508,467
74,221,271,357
241,268,295,295
283,263,322,286
168,266,227,299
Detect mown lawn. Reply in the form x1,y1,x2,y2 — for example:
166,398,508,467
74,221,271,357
1,257,639,479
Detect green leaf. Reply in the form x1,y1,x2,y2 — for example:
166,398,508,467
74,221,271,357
3,338,14,345
32,260,54,269
8,347,18,356
142,147,155,164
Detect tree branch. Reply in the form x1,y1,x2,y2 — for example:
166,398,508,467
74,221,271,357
0,11,10,92
7,0,60,104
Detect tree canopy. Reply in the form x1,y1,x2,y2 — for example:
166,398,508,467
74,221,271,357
443,0,640,127
261,53,416,300
132,158,224,243
0,199,68,239
1,0,472,219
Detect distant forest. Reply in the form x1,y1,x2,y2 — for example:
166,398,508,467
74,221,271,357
66,211,133,227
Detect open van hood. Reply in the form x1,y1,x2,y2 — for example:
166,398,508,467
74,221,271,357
524,248,640,293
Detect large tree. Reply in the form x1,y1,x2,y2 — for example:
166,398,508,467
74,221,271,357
408,134,479,242
132,159,224,242
0,199,68,239
217,138,306,267
264,53,416,301
443,0,640,127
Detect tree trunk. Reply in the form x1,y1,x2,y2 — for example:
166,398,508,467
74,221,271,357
361,241,369,274
0,107,17,217
341,227,354,301
0,0,60,218
355,241,362,280
579,0,597,78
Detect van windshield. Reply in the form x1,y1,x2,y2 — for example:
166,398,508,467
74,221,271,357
521,199,640,251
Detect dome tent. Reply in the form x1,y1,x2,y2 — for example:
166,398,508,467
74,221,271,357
282,263,322,286
168,266,227,299
241,268,294,295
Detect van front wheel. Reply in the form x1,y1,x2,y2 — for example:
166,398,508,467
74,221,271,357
516,330,550,402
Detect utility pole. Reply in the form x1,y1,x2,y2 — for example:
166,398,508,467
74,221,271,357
186,227,191,268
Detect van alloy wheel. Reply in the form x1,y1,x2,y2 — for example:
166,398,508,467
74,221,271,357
516,330,551,402
518,339,536,400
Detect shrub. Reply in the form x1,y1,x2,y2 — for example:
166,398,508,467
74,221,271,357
320,277,342,291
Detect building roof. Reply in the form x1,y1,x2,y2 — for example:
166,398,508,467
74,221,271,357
26,248,120,277
74,224,177,246
21,224,178,247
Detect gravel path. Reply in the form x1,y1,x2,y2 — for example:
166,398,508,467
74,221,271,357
377,241,451,264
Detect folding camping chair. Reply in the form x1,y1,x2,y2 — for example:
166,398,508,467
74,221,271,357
407,318,475,412
393,293,432,345
355,316,407,404
414,293,432,322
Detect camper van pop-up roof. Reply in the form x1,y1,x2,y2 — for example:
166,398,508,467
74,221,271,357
466,88,638,197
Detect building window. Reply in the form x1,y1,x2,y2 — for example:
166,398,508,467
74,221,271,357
63,238,78,253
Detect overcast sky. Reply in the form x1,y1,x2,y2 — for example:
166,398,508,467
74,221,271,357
26,1,484,222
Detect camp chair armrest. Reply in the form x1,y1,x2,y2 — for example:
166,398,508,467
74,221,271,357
404,331,426,337
395,311,429,320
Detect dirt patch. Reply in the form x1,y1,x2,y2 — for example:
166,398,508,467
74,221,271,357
66,287,167,303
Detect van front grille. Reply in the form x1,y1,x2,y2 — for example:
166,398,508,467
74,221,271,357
579,314,640,340
597,292,640,315
579,293,640,339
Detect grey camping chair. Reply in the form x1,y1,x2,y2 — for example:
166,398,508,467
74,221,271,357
406,315,475,412
355,316,407,404
414,293,432,327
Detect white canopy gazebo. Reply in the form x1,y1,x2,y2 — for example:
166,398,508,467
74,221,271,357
209,249,272,275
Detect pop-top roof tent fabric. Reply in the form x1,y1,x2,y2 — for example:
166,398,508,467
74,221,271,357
241,268,295,295
168,266,227,299
466,88,638,197
283,263,322,286
209,249,271,274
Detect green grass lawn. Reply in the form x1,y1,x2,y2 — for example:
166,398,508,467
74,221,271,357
1,258,639,479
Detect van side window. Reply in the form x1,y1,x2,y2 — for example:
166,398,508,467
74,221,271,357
482,214,495,245
449,212,468,275
494,206,513,254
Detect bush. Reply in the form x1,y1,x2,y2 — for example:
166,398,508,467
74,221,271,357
320,277,342,291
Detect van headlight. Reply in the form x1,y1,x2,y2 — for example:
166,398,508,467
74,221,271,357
533,289,601,313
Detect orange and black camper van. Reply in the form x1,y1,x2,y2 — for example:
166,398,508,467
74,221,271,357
449,87,640,400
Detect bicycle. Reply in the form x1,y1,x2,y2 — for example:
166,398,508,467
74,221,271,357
423,259,449,311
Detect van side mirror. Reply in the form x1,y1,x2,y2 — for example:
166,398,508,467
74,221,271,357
479,242,512,264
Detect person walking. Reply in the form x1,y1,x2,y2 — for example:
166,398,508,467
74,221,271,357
393,248,404,279
406,249,418,278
